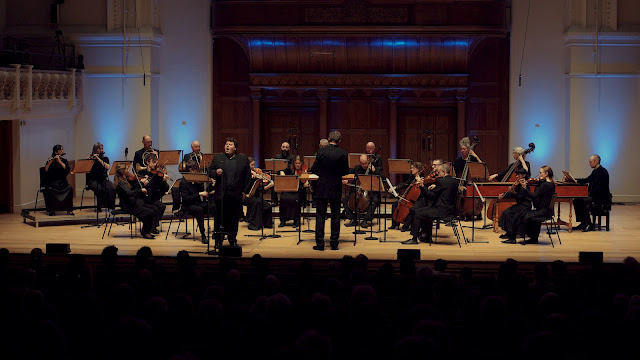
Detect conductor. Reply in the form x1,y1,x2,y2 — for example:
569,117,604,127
309,131,350,251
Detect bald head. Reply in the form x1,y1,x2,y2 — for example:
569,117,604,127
281,142,290,152
142,135,152,149
589,154,601,169
366,142,376,154
359,154,369,168
191,140,201,153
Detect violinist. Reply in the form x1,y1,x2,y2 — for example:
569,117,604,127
44,144,74,216
497,169,532,240
179,159,216,244
279,155,309,227
243,157,274,231
113,162,158,239
403,163,458,244
137,152,169,233
488,147,531,181
502,166,556,244
453,137,482,179
133,135,159,172
87,142,116,211
341,154,381,228
388,161,425,230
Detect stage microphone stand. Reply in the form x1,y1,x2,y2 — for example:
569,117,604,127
205,164,226,255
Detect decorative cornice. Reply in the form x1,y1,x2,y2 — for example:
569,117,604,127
564,32,640,46
250,73,468,89
71,33,164,47
83,73,160,78
213,26,508,37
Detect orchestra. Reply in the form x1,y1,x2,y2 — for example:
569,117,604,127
41,134,598,248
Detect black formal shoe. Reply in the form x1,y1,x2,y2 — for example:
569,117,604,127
248,224,260,231
330,243,339,250
582,225,594,232
48,211,55,216
361,220,371,228
151,229,160,235
229,241,239,248
201,237,209,244
499,234,509,239
278,222,286,228
389,224,399,230
402,238,419,245
313,244,325,251
142,233,155,239
293,222,300,228
572,223,586,230
400,227,409,232
501,239,516,244
523,238,538,244
418,234,431,243
67,211,75,216
345,220,357,227
264,224,273,229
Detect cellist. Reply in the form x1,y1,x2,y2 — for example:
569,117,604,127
388,161,424,230
488,147,531,181
392,159,444,231
341,154,381,228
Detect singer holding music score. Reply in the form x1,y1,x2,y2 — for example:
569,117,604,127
182,140,203,170
403,163,458,244
44,144,74,216
113,163,158,239
567,154,612,232
453,137,482,179
502,166,556,244
488,147,531,181
497,169,532,240
388,161,425,230
341,154,382,228
179,160,216,244
208,137,251,249
87,142,116,211
133,135,160,172
137,152,169,234
309,131,350,251
243,157,274,231
279,156,310,228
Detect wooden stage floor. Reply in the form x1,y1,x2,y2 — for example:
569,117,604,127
2,201,640,264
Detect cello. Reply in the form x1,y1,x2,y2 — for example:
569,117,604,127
458,136,485,219
392,166,429,224
486,143,535,227
347,146,381,214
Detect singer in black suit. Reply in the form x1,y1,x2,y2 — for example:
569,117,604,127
208,137,251,249
403,163,459,244
309,131,350,251
569,154,612,231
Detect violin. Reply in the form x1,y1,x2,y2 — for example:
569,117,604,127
296,165,309,184
253,167,272,184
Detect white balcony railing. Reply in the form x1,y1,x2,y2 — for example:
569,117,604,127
0,65,82,114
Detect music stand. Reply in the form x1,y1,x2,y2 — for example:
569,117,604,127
264,159,288,173
358,174,384,240
201,153,215,170
273,175,301,239
109,161,132,176
299,173,318,234
73,159,102,227
348,153,365,168
181,172,218,254
244,177,276,241
562,171,577,183
387,159,412,174
464,162,490,241
158,150,182,166
304,156,316,170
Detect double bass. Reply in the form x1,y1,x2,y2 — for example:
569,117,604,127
458,136,484,219
391,166,429,224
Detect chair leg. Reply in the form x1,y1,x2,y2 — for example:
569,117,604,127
606,212,610,231
165,215,175,240
34,190,40,212
102,212,111,239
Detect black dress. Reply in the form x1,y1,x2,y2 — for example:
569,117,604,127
498,184,533,234
115,180,158,235
44,158,74,212
242,178,273,229
87,155,116,210
278,167,305,225
506,181,555,241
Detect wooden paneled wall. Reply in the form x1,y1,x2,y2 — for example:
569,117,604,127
211,0,510,176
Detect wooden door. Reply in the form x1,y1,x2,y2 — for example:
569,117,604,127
262,107,319,167
398,108,457,167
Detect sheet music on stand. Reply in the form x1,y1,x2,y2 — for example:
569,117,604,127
109,161,132,176
562,171,577,183
303,156,316,170
71,159,95,175
387,159,412,174
264,159,289,173
200,154,216,170
466,162,489,182
348,153,365,168
158,150,182,166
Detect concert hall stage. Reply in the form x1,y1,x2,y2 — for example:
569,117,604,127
3,200,640,265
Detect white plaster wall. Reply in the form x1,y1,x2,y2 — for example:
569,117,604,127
510,0,569,174
156,0,212,155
